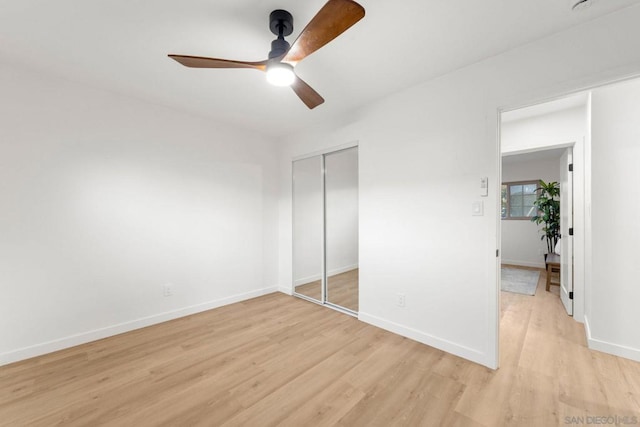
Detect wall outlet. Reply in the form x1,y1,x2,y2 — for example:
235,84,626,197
163,283,173,297
396,293,406,308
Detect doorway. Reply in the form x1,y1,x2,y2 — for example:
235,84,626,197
500,147,574,315
497,76,640,365
499,92,588,321
292,145,359,314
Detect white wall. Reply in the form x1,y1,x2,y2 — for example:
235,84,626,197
0,63,279,365
588,78,640,362
501,155,561,268
277,5,640,368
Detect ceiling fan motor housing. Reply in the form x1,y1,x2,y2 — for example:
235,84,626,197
269,38,290,59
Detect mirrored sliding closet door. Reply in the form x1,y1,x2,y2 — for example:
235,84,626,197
292,156,324,303
325,148,359,312
292,146,359,314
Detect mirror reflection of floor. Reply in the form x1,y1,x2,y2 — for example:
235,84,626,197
294,269,359,312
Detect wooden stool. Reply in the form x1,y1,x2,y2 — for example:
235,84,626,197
545,253,561,291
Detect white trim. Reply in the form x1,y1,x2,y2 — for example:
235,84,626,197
293,264,359,286
321,152,327,305
292,140,359,162
0,286,278,367
584,314,592,339
579,96,592,325
494,107,502,370
501,259,545,269
583,316,640,363
501,141,575,156
358,312,493,368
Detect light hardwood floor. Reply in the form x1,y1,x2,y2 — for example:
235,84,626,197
1,268,639,426
295,269,358,312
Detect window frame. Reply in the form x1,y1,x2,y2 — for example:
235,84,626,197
501,180,541,221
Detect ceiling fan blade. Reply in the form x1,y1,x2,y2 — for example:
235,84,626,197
168,54,268,71
282,0,365,65
291,76,325,109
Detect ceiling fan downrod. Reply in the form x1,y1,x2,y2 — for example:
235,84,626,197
268,10,293,59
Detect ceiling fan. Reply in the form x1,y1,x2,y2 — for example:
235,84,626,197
168,0,365,109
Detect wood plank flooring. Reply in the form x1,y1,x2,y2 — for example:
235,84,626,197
1,268,639,426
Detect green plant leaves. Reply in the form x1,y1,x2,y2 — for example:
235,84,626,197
530,180,560,254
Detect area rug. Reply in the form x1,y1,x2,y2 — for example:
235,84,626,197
501,268,540,296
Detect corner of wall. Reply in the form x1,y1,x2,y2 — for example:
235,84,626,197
278,285,293,296
358,311,496,369
583,315,640,363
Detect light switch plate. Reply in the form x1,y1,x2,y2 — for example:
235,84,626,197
472,201,484,216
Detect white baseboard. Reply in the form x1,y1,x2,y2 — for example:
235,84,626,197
358,312,494,368
584,315,640,363
294,264,358,287
501,259,545,269
0,286,278,367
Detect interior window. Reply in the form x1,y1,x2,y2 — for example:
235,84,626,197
501,181,539,220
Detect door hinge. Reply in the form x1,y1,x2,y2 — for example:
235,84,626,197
496,249,499,257
569,228,574,236
568,163,574,172
569,291,574,300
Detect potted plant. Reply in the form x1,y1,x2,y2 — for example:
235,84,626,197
531,180,560,257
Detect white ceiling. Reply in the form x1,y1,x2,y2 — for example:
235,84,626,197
1,0,639,138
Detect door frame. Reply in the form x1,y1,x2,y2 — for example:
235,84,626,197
495,92,591,368
497,94,589,324
559,147,574,315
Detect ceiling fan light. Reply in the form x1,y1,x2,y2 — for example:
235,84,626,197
266,62,295,86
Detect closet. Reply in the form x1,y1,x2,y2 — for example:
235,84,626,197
292,146,359,314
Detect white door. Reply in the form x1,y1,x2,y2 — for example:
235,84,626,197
560,148,574,315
